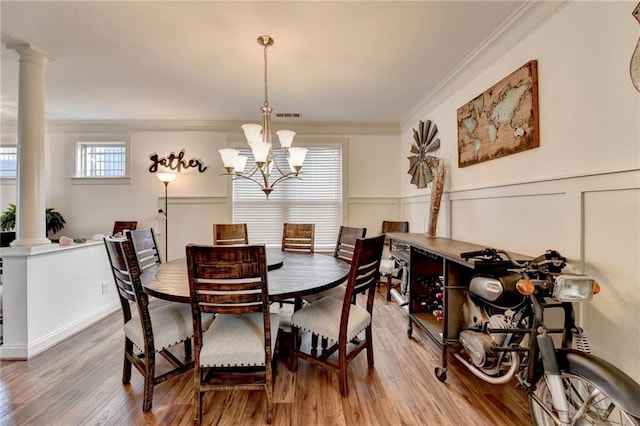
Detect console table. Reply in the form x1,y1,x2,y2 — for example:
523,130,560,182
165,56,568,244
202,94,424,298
385,233,530,371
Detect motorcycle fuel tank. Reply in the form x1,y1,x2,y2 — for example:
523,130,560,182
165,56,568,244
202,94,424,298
469,272,524,308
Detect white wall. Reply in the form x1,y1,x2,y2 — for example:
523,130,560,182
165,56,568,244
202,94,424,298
0,241,118,359
400,1,640,381
1,123,402,260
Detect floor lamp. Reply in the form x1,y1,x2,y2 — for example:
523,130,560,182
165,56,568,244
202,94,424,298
156,172,176,260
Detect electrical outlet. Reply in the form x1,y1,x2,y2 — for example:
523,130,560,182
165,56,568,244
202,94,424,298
102,281,109,295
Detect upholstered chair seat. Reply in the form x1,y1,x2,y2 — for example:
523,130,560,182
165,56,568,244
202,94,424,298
291,296,370,344
200,312,279,367
124,304,213,353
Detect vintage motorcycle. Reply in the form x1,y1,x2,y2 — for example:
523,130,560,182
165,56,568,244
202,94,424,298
436,248,640,425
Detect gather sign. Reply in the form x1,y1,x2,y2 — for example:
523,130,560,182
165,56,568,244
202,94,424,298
149,149,207,173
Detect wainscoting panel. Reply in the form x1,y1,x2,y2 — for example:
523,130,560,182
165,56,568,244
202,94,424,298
160,196,230,261
347,198,401,235
583,188,640,382
401,195,430,235
450,192,568,256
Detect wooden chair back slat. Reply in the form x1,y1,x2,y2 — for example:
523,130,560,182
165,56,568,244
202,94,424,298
103,236,150,326
334,226,367,264
282,223,315,253
342,234,385,313
213,223,249,245
186,244,269,315
127,228,162,270
381,221,409,234
113,221,138,236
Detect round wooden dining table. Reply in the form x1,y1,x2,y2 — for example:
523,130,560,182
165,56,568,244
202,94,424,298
143,249,350,304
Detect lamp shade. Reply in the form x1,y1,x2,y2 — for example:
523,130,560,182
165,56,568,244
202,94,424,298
219,148,240,168
157,172,176,183
250,141,271,163
276,130,296,149
288,147,308,167
241,123,263,143
234,155,248,173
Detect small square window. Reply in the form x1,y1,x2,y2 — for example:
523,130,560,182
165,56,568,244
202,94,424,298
0,146,17,178
76,142,128,177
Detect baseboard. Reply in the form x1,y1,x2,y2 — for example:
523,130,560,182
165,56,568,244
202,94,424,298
0,302,119,360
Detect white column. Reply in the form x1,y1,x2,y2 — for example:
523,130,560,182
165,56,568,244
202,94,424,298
6,43,53,247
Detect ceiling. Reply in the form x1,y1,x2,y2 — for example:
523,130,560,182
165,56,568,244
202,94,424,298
1,1,527,124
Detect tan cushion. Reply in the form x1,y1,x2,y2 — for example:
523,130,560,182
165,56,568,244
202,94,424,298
291,296,371,343
379,258,398,275
199,312,279,368
124,303,194,352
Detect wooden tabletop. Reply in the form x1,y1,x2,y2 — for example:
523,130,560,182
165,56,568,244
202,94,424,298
143,249,350,303
385,233,531,267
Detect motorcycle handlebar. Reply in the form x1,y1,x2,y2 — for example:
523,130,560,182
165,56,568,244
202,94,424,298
460,248,499,260
461,248,530,268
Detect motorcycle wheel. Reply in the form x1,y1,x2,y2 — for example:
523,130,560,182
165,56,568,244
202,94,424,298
530,372,640,425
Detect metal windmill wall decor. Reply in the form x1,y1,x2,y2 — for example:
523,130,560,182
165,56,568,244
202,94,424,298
407,119,441,188
631,2,640,92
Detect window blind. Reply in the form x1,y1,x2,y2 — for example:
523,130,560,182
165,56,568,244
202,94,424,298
232,146,342,251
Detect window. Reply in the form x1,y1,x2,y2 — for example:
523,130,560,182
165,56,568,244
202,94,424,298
232,146,343,251
76,141,128,177
0,146,17,178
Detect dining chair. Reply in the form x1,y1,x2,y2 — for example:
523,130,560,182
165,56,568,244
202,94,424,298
281,223,315,253
125,227,166,309
126,228,162,270
334,225,367,263
212,223,248,245
112,220,138,236
304,225,367,304
186,243,279,425
103,236,203,412
290,233,385,397
378,221,409,301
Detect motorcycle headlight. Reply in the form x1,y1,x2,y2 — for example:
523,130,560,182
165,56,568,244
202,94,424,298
552,275,597,302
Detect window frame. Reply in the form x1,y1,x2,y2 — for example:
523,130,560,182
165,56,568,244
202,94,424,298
71,136,132,185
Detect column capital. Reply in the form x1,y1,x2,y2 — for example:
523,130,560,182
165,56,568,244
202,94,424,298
5,41,55,64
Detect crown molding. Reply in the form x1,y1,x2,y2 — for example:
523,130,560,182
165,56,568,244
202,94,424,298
400,0,570,128
23,119,400,136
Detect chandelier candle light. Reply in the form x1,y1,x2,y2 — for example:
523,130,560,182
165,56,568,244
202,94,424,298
219,35,307,198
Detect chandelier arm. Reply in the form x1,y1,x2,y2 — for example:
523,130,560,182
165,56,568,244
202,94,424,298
270,173,299,188
242,163,261,178
230,174,269,190
270,158,291,176
258,167,272,191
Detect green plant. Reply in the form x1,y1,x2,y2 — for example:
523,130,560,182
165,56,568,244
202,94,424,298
0,203,16,231
0,203,67,235
46,207,66,234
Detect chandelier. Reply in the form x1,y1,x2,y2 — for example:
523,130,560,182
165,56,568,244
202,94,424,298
219,35,307,198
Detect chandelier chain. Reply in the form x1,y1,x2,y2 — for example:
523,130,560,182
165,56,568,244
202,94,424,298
263,43,269,108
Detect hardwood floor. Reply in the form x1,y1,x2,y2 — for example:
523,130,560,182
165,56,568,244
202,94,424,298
0,288,532,425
